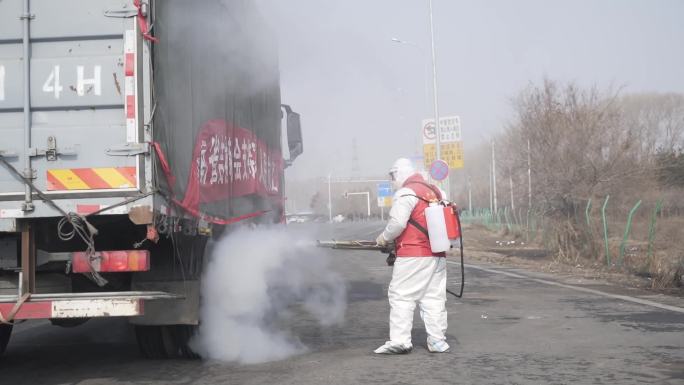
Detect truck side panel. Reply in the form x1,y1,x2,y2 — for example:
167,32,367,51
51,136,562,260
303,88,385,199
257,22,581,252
152,0,285,224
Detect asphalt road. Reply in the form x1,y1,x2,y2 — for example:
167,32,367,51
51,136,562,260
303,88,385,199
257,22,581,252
2,221,683,384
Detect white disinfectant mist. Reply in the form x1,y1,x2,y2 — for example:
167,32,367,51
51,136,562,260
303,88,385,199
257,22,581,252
190,226,346,363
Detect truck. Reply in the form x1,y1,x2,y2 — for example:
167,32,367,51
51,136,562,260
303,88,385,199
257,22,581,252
0,0,303,358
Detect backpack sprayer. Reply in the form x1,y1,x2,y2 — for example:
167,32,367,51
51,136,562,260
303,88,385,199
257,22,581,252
317,201,465,298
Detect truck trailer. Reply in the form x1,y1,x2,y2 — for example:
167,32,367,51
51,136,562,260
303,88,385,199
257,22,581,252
0,0,303,358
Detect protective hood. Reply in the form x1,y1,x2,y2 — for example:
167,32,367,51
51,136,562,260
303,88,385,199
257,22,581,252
389,158,416,190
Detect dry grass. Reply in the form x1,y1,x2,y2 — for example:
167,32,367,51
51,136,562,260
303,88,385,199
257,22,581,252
527,215,684,290
467,209,684,290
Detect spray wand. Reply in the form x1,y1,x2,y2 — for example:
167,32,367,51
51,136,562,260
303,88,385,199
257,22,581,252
316,240,397,266
316,239,465,298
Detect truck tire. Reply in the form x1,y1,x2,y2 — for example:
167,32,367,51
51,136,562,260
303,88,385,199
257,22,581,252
0,324,12,357
135,325,171,359
135,324,200,359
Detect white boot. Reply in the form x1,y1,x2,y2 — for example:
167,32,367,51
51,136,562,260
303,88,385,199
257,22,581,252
373,341,413,354
427,339,450,353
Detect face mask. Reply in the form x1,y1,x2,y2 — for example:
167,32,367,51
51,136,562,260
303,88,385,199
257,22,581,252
391,171,404,190
389,158,415,190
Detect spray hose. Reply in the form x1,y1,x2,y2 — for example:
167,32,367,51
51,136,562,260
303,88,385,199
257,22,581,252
446,210,465,298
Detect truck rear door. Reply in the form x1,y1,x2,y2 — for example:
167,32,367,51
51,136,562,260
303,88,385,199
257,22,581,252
0,0,145,209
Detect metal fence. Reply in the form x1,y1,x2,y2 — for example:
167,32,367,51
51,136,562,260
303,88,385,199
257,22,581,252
460,197,680,273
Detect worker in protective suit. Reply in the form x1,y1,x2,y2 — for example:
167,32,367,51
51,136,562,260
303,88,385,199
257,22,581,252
374,158,450,354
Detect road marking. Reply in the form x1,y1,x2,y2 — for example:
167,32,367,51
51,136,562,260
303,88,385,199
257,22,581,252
449,261,684,314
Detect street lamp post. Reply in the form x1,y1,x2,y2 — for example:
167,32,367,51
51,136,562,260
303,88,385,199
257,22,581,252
426,0,451,200
389,1,449,200
428,0,441,163
391,1,449,199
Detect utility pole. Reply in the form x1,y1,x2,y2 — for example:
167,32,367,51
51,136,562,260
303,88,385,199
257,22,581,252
327,174,332,223
468,174,473,213
492,140,498,215
509,170,515,211
489,164,493,213
527,138,532,208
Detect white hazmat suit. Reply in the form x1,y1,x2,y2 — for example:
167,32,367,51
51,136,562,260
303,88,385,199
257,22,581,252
374,158,450,354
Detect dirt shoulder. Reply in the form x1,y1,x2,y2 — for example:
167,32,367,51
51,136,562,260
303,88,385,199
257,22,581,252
459,223,684,298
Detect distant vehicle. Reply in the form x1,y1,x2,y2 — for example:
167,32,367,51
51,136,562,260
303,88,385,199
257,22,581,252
286,212,326,224
0,0,303,358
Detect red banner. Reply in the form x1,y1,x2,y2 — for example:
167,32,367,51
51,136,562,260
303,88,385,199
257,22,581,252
181,120,283,212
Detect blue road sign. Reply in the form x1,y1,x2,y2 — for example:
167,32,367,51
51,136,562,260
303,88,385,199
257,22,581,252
377,182,393,207
377,182,392,197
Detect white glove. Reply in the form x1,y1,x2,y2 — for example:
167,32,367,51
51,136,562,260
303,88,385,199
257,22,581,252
376,234,388,247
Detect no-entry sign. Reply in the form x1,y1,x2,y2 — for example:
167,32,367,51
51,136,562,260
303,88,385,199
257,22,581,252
429,160,449,181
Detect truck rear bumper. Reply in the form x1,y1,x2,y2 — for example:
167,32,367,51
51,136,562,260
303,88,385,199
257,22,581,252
0,291,181,320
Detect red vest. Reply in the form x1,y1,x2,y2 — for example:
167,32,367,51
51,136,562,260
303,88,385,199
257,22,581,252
395,174,446,258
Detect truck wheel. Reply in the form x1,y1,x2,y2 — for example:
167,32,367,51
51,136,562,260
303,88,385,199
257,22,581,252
0,324,12,357
173,325,200,359
135,325,200,359
135,325,170,359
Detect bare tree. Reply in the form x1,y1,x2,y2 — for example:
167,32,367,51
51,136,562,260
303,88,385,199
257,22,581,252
498,79,646,216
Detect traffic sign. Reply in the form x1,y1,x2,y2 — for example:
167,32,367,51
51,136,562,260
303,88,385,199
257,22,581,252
421,116,464,169
422,116,461,145
423,142,464,169
423,121,436,141
377,182,393,207
429,160,449,181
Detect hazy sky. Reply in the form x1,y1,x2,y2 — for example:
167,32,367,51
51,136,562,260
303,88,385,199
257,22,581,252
260,0,684,179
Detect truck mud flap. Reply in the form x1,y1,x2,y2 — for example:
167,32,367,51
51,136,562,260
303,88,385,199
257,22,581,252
0,291,182,320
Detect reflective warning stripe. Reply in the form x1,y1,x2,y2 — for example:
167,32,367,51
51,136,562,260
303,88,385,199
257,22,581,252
91,167,135,188
47,167,137,191
46,169,90,190
124,29,137,143
76,204,128,215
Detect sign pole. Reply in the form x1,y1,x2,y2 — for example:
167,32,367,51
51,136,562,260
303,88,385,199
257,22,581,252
376,181,393,218
366,192,370,217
